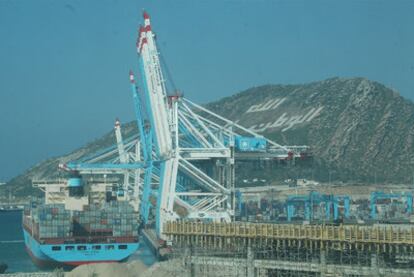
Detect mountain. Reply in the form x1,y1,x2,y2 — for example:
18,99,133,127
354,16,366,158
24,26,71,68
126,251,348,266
207,77,414,184
3,77,414,200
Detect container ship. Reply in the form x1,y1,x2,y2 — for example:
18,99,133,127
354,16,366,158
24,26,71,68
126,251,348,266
22,177,140,267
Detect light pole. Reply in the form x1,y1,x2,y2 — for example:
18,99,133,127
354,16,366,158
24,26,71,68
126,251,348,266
410,171,414,188
329,171,332,185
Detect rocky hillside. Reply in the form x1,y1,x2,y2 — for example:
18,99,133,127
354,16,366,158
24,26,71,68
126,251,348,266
4,77,414,198
207,77,414,183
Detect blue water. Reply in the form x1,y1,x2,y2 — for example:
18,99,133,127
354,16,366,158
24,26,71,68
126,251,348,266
0,211,38,273
0,211,156,273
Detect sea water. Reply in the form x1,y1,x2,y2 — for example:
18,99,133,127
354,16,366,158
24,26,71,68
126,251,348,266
0,211,38,272
0,211,156,273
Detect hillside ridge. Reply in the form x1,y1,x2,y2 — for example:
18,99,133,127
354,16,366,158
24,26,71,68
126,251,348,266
3,77,414,199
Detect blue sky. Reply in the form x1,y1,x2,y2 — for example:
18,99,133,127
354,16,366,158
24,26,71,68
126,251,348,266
0,0,413,181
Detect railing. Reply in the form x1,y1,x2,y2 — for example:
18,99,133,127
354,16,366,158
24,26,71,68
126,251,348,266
164,221,414,245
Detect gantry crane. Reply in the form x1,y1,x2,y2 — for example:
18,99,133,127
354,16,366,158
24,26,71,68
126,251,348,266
370,191,413,219
61,11,310,240
286,191,350,222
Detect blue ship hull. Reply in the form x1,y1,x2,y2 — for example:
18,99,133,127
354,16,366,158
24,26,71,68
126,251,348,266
23,229,139,267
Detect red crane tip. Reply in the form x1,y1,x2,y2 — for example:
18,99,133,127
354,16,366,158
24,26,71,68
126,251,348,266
143,11,150,19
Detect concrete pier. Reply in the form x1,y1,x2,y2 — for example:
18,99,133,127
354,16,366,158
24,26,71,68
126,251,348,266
142,228,170,261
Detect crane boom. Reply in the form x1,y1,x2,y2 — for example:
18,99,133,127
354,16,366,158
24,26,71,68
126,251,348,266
137,14,180,234
137,12,172,158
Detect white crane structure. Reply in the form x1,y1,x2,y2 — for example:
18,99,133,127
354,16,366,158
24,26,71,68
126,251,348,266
61,11,309,240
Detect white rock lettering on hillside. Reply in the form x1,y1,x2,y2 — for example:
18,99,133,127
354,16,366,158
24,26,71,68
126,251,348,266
249,106,324,132
246,98,286,113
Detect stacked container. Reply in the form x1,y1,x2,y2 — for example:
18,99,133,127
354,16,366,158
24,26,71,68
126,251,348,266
32,204,72,239
28,201,139,240
72,201,139,237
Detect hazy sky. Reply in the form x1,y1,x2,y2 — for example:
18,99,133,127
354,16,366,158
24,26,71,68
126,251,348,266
0,0,413,181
